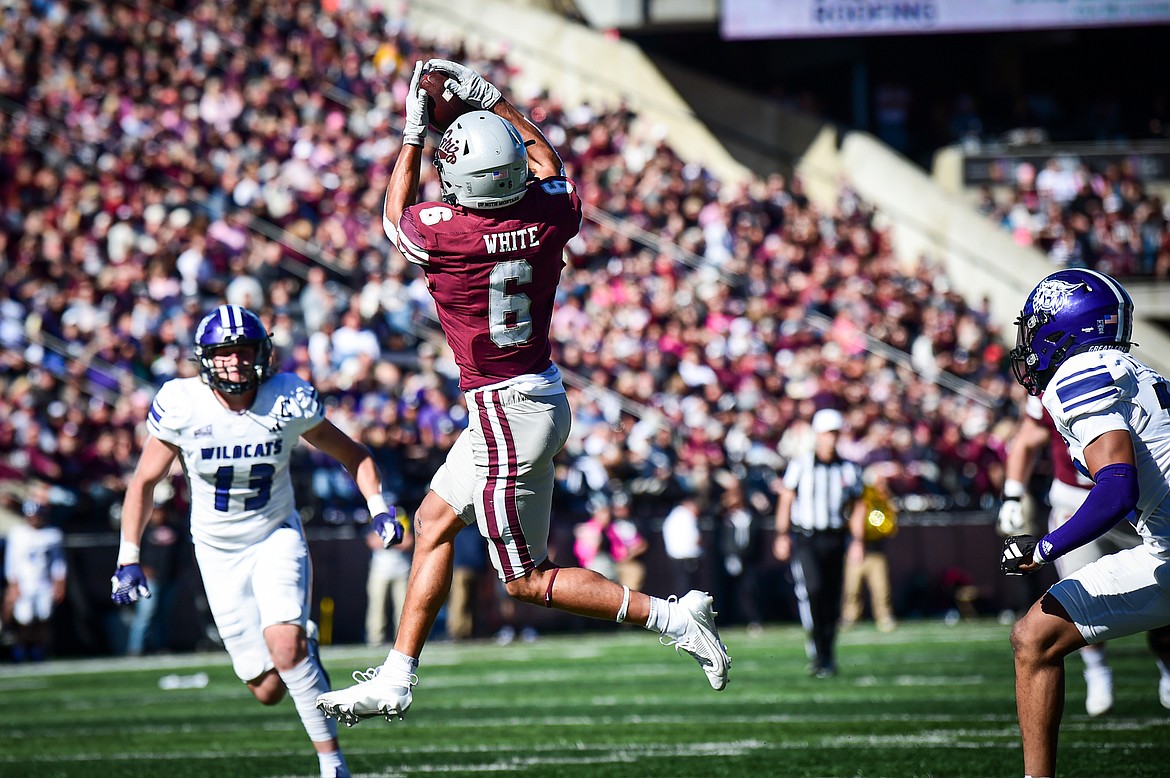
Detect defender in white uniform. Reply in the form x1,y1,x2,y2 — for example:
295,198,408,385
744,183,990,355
1002,269,1170,777
110,305,405,778
4,498,66,662
999,393,1170,717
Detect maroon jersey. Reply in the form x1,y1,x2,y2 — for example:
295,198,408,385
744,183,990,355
394,177,582,391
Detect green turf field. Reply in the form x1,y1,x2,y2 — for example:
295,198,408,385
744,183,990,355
2,619,1166,777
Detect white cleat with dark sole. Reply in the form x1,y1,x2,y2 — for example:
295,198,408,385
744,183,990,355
662,590,731,691
316,666,416,727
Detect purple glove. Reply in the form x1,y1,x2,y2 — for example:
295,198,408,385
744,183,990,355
111,564,152,604
372,507,409,549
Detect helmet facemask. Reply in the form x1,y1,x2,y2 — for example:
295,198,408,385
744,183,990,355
197,340,271,394
193,305,273,394
1009,312,1072,396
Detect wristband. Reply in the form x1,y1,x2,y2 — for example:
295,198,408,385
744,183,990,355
367,494,390,518
615,585,631,624
117,540,141,566
1003,479,1025,500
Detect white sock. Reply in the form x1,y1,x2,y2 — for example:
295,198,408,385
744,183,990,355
382,648,419,676
318,750,348,778
643,596,687,639
1157,659,1170,682
1080,644,1108,672
278,657,337,743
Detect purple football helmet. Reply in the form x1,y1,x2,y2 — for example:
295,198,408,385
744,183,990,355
193,304,272,394
1010,268,1133,396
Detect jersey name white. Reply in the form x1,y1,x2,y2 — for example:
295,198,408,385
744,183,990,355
1042,349,1170,557
483,226,541,254
147,374,324,551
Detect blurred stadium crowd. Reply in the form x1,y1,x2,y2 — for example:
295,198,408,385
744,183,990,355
980,155,1170,277
0,0,1081,648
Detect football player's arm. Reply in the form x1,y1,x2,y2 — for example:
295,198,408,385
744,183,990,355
1004,413,1050,492
847,494,867,563
384,61,426,236
301,419,384,503
491,99,563,179
301,420,407,547
119,436,179,565
111,435,178,603
384,145,422,238
998,413,1049,535
1016,427,1137,572
772,487,795,562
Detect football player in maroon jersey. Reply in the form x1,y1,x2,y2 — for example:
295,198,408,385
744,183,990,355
317,59,730,726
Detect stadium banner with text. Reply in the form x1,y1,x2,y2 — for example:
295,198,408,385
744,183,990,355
722,0,1170,39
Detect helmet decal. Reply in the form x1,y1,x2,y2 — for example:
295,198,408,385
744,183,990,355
1030,278,1084,316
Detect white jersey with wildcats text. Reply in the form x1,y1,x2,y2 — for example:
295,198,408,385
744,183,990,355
1042,349,1170,557
147,373,324,551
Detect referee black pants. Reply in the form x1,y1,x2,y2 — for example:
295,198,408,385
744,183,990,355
790,530,848,671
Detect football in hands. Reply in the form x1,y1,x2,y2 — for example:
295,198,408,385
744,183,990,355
419,71,473,133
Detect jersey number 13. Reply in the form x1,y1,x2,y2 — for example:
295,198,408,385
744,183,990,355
214,464,275,512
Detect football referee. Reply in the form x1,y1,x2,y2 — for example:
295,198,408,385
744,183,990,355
773,409,866,678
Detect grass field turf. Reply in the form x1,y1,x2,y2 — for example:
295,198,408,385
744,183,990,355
2,620,1167,777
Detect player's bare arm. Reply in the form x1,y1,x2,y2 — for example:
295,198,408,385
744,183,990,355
119,435,179,559
773,488,794,562
847,496,867,564
110,435,179,603
1083,428,1137,474
302,419,404,548
490,99,563,179
301,420,383,502
384,144,422,229
999,411,1051,535
384,62,427,232
1005,413,1051,485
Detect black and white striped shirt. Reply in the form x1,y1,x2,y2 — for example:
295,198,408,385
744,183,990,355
782,452,863,532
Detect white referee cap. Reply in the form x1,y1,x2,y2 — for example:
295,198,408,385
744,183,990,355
812,409,845,434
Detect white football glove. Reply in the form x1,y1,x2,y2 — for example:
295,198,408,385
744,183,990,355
998,497,1026,536
425,58,501,110
402,61,427,148
997,492,1036,537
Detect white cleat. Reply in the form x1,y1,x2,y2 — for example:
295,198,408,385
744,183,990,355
662,590,731,691
315,666,416,727
1159,675,1170,710
1084,666,1114,717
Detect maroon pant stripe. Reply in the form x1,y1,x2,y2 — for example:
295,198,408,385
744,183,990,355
490,392,530,570
478,390,514,580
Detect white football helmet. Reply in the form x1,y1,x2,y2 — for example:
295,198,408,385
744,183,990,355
433,111,530,209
